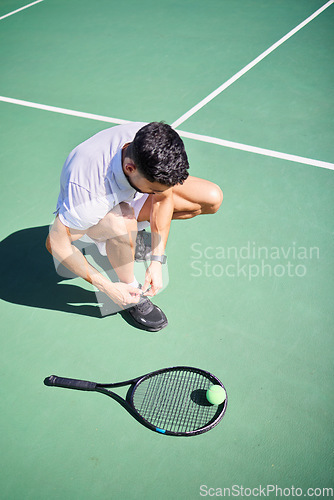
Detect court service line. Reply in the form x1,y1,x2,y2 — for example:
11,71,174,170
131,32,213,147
1,95,333,170
176,130,334,171
0,96,130,125
0,0,44,21
171,0,334,129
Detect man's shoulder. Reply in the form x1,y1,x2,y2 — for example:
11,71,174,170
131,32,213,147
78,122,147,151
64,122,146,171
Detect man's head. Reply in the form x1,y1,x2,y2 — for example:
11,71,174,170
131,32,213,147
123,122,189,193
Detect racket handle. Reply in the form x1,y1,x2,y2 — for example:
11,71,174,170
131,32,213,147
44,375,96,391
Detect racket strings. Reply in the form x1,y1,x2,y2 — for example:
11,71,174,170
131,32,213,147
132,368,223,434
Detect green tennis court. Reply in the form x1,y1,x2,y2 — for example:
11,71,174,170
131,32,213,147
1,1,333,498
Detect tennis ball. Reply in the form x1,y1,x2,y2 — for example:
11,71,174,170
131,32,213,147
206,385,226,405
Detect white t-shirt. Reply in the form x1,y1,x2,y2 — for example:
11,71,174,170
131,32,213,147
56,122,146,230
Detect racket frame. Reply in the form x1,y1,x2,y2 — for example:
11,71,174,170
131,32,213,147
44,366,228,437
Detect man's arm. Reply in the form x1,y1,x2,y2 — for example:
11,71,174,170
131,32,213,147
142,189,174,296
46,216,141,307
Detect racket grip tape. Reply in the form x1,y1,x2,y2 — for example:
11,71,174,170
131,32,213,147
44,375,96,391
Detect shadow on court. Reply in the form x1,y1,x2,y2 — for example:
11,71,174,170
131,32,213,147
0,225,119,318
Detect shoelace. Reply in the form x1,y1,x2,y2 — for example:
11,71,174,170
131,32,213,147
135,294,153,314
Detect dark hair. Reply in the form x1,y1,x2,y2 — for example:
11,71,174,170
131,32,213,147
131,122,189,186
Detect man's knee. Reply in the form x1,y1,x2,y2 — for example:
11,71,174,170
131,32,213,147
87,202,137,241
45,234,52,254
108,203,137,237
206,184,223,214
118,202,136,220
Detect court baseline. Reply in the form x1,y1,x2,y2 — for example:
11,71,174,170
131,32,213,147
1,95,333,170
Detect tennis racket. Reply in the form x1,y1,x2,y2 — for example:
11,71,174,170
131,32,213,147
44,366,227,436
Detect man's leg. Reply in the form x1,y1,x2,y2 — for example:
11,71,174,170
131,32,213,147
86,202,168,331
137,176,223,222
86,202,137,285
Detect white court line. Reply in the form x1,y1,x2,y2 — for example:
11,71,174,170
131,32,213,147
0,96,130,125
0,0,44,21
1,95,333,170
176,130,334,171
171,0,334,129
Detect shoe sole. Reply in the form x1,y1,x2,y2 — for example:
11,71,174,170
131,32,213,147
143,319,168,332
120,310,168,332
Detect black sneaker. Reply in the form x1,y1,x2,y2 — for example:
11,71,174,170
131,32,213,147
135,230,151,261
126,293,168,332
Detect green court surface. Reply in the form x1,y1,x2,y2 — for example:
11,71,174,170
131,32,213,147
1,1,333,499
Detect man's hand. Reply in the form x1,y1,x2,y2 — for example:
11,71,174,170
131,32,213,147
142,261,163,297
47,216,142,308
105,282,142,307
